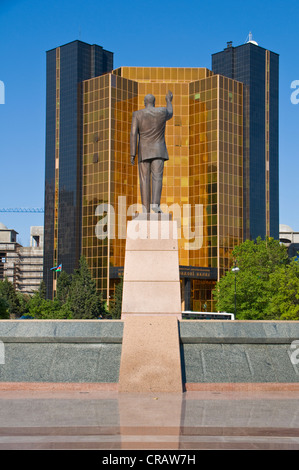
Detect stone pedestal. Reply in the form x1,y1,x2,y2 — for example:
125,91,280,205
118,315,183,393
121,214,182,319
119,214,183,393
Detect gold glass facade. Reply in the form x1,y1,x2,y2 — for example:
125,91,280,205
191,279,216,313
82,67,243,309
217,75,243,278
82,73,138,294
189,73,243,302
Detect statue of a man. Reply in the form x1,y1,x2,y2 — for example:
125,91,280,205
130,91,173,213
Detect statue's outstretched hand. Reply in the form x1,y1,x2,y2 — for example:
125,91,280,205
166,90,173,102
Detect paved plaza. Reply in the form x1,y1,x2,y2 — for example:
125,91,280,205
0,389,299,450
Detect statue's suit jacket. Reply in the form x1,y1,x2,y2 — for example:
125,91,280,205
130,106,173,163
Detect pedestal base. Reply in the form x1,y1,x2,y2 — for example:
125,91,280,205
119,216,183,392
121,216,182,319
118,316,183,393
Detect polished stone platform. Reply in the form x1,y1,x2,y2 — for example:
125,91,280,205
0,390,299,450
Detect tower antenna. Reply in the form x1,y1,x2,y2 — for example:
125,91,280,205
245,31,258,46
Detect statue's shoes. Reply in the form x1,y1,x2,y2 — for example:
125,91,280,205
151,205,163,213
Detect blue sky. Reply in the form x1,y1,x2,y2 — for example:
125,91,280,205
0,0,298,245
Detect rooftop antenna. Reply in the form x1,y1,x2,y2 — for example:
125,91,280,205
246,31,258,45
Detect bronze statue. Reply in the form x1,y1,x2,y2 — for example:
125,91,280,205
130,91,173,213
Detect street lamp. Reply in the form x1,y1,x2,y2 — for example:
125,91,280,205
231,266,240,317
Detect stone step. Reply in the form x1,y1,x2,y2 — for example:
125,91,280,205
0,426,299,450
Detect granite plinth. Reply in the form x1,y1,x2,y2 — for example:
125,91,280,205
132,213,172,221
119,217,183,392
121,217,181,319
118,316,182,393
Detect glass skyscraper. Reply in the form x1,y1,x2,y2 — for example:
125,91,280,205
78,66,243,311
44,40,113,298
212,38,279,241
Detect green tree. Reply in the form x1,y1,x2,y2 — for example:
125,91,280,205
68,256,105,319
109,277,123,319
27,291,72,319
232,237,289,278
38,280,47,299
56,270,71,304
268,258,299,320
0,278,22,318
0,297,9,319
17,293,31,317
213,237,289,319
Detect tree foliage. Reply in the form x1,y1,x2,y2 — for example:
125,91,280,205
27,293,72,319
109,277,123,319
0,297,9,319
67,256,105,319
0,256,106,320
0,278,22,317
38,280,47,299
268,259,299,319
56,270,71,305
213,237,298,319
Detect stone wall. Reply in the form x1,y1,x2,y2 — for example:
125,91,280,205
0,320,299,387
0,321,123,383
180,321,299,384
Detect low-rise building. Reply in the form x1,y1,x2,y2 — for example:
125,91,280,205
0,224,44,294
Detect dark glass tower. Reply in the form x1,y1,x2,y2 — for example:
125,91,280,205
44,40,113,298
212,38,279,241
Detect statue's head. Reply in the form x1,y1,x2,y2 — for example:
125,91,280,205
144,94,155,107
